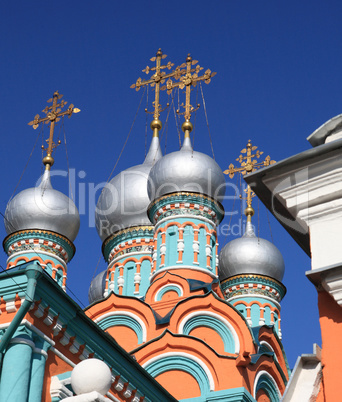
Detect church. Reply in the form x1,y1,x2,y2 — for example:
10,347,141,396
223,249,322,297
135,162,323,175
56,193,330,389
0,49,340,401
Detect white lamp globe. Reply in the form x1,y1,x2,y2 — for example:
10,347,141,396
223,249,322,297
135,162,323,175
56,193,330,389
71,358,112,396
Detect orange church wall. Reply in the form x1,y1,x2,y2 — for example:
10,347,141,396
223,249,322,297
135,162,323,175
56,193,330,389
160,290,179,302
0,294,23,324
315,379,325,402
86,276,230,348
318,291,342,402
151,268,217,289
258,327,289,377
86,293,155,326
133,330,254,392
145,272,190,302
85,277,287,399
168,293,255,355
247,358,287,396
189,326,226,355
156,370,201,399
106,325,138,352
42,352,74,401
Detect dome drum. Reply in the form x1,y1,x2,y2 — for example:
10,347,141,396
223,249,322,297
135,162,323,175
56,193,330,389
220,274,286,304
147,191,225,226
3,229,76,264
102,226,154,263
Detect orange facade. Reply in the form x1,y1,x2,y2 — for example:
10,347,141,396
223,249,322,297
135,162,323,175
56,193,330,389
86,269,289,400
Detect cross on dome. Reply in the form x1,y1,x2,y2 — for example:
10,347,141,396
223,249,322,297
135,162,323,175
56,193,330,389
163,54,216,127
224,140,275,221
28,91,80,170
130,48,179,136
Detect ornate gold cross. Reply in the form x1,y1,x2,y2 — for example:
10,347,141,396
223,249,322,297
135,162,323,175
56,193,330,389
28,91,80,169
130,49,178,128
224,140,275,219
163,54,216,121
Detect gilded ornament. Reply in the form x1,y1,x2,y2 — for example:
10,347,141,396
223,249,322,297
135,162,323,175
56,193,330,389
130,48,176,125
224,140,275,221
28,91,80,169
161,54,216,121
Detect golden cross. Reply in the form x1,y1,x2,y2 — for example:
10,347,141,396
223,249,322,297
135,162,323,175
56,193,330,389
28,91,80,169
130,49,178,134
223,140,275,220
163,54,216,121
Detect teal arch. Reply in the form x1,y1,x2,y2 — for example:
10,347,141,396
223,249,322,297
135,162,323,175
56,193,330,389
139,259,152,296
97,314,144,344
182,315,236,353
259,343,272,354
251,303,260,327
156,231,162,268
183,225,194,265
259,342,278,362
255,373,280,402
235,303,247,318
113,266,119,294
123,261,135,296
166,226,178,266
144,354,212,396
264,306,271,326
156,285,182,301
198,228,207,268
210,235,216,271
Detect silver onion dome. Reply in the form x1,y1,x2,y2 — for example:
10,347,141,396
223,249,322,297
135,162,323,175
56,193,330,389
147,136,226,201
95,136,162,242
4,169,80,242
218,222,285,282
88,269,107,304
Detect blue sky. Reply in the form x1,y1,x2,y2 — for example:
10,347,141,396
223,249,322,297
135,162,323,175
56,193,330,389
1,0,342,368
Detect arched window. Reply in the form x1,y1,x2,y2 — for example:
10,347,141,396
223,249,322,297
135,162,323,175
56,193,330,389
179,311,240,354
254,371,280,402
251,303,260,327
143,352,214,396
95,312,146,344
166,226,177,266
182,225,194,265
264,306,271,326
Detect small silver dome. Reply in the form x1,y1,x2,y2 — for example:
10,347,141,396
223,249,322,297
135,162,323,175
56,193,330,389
147,136,226,201
88,269,107,304
4,169,80,242
95,136,162,242
219,222,285,282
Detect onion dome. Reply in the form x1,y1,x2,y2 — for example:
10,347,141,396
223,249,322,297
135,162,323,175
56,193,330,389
4,169,80,242
95,135,162,242
219,220,285,282
147,122,225,202
88,269,107,304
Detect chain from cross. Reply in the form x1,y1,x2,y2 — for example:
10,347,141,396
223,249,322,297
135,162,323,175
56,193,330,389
162,54,216,121
28,91,80,168
223,140,275,210
130,49,177,121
